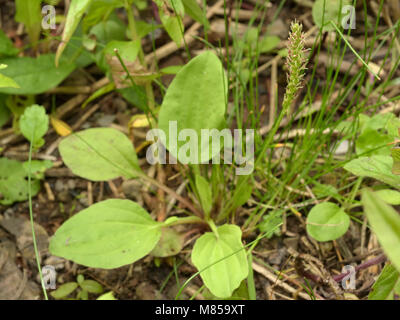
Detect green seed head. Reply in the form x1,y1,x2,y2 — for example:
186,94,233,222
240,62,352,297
282,21,308,114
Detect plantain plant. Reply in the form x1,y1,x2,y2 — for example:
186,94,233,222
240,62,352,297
49,51,250,298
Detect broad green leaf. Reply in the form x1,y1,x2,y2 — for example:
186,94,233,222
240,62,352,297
158,51,227,163
312,0,351,32
15,0,42,44
191,224,248,298
56,0,94,65
182,0,208,27
0,158,40,205
49,199,162,269
160,14,184,47
59,128,141,181
306,202,350,242
0,55,76,95
0,30,19,56
103,40,140,62
150,228,184,257
359,113,399,136
362,189,400,272
169,0,185,16
375,189,400,205
195,174,212,217
80,280,104,294
97,291,117,300
369,263,400,300
344,156,400,190
50,282,78,299
201,280,249,300
19,105,49,148
356,129,392,156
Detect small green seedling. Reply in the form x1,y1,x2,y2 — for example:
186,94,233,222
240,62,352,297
50,274,104,300
0,105,52,205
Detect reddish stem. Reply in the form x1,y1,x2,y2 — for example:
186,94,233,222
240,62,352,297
333,254,387,282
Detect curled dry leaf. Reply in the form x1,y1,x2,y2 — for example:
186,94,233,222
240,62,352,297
107,56,159,88
0,216,49,261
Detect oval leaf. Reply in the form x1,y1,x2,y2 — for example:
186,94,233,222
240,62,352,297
191,224,248,298
158,51,227,164
306,202,350,242
0,54,76,95
20,105,49,147
344,156,400,189
362,189,400,272
49,199,162,269
59,128,141,181
50,282,78,299
376,189,400,205
80,280,104,294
